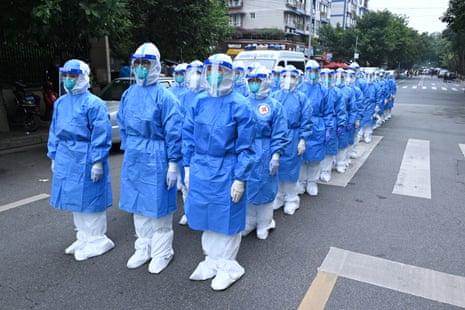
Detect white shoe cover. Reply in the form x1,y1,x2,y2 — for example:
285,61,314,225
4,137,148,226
320,172,331,182
272,197,284,210
296,182,306,195
127,249,151,269
210,266,245,291
178,214,188,225
336,166,346,174
148,254,173,274
257,219,276,240
74,237,114,261
306,182,318,196
190,257,217,281
284,202,299,215
65,240,84,255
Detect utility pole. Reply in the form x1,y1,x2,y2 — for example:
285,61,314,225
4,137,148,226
307,0,313,58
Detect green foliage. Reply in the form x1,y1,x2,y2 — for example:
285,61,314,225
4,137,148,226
442,0,465,33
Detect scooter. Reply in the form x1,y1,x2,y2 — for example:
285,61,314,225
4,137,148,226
13,81,41,132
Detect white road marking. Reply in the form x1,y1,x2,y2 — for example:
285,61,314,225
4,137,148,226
321,135,382,187
422,86,427,89
0,193,50,213
452,88,458,91
459,144,465,158
319,247,465,308
412,86,417,89
402,86,408,89
431,86,437,90
441,87,447,91
393,139,431,199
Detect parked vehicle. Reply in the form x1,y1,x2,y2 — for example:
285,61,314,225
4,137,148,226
234,47,307,71
438,69,448,78
12,81,41,132
98,76,174,144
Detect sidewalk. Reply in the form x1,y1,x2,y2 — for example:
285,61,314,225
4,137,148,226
0,124,49,154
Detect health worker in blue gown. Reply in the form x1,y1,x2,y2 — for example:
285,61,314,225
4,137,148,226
117,42,182,274
183,53,256,291
47,59,114,261
298,60,332,196
232,60,249,97
242,65,288,240
271,65,312,215
169,62,189,99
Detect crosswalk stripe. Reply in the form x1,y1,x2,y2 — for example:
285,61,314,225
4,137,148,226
0,193,50,213
321,135,382,187
317,247,465,308
459,144,465,158
431,87,437,90
452,88,458,91
441,87,447,91
393,139,431,199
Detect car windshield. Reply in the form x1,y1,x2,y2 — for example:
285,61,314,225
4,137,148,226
100,79,131,101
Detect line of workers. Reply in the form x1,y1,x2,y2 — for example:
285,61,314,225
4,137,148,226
47,42,397,291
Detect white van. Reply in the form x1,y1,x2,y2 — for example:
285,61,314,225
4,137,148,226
234,49,306,71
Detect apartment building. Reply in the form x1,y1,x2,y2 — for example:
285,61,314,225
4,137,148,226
225,0,332,57
329,0,369,29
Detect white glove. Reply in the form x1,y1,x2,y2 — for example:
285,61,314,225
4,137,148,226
91,162,103,183
355,120,361,128
166,162,178,190
297,138,306,156
230,180,244,203
51,160,55,173
184,167,190,191
269,153,280,175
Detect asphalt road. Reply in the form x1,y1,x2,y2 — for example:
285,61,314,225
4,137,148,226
1,75,465,310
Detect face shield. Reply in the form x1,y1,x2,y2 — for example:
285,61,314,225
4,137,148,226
246,66,270,99
59,59,90,96
320,70,333,88
202,54,233,97
185,61,204,92
131,42,161,86
271,66,283,86
173,63,188,85
365,72,375,84
305,60,320,85
280,66,298,92
232,61,246,86
345,71,355,86
334,69,345,87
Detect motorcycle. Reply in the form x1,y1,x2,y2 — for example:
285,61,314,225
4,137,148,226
12,81,41,132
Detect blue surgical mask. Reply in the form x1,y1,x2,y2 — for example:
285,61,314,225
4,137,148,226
273,76,280,84
135,66,149,79
233,74,240,82
175,75,184,84
249,82,261,94
336,79,343,86
207,73,223,87
310,72,318,80
63,78,76,91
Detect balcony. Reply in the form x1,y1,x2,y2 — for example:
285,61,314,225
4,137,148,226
227,0,243,9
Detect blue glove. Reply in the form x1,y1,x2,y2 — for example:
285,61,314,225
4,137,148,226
269,153,280,176
91,162,103,183
166,162,178,190
325,128,331,143
346,123,353,131
337,125,344,136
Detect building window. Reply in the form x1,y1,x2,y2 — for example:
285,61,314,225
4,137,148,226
250,12,255,18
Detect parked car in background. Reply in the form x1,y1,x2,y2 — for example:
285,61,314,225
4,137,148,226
98,75,174,144
438,69,448,78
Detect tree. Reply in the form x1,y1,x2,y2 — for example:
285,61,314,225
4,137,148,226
442,0,465,33
0,0,131,57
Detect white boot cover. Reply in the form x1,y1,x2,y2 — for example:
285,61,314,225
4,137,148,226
148,214,174,274
127,213,153,269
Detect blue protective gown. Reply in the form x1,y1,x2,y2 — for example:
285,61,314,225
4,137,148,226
271,90,313,182
117,82,182,218
183,91,256,235
360,83,377,127
247,96,289,205
386,78,397,109
337,85,355,149
169,84,189,101
348,85,364,144
234,83,249,97
299,82,331,161
47,92,112,213
325,87,345,155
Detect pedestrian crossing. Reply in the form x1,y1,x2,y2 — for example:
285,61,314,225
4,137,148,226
320,138,465,200
401,84,464,92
